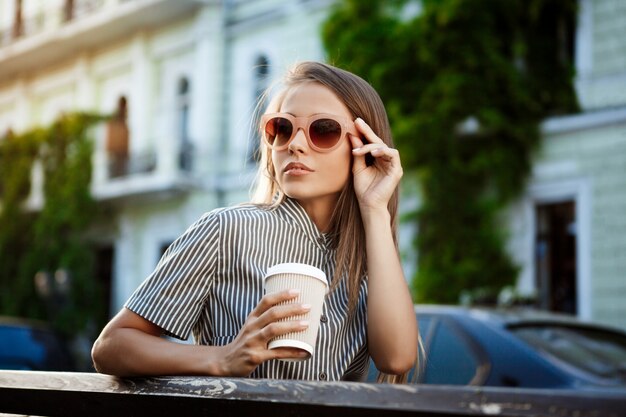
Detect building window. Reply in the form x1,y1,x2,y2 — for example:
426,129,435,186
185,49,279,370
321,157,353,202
177,77,193,171
524,0,578,115
247,55,270,165
63,0,75,22
12,0,23,39
105,96,129,178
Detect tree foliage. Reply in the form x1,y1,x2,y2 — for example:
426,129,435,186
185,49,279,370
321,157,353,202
0,113,107,334
323,0,578,303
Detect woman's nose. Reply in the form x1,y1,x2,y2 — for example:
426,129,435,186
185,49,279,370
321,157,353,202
288,128,308,153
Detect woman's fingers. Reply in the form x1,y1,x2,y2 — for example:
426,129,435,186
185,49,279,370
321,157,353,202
256,302,311,330
223,291,312,375
248,346,309,365
350,134,367,173
259,317,309,341
250,289,300,318
354,117,384,144
247,291,311,341
268,347,310,361
351,118,398,163
352,143,393,157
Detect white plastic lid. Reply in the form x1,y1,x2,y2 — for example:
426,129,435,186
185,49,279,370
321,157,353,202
264,262,328,286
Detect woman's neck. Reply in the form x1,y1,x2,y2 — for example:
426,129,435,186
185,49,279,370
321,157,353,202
296,195,338,233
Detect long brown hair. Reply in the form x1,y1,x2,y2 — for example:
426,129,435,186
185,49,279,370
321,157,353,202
251,61,399,312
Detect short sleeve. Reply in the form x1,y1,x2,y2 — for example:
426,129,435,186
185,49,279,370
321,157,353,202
125,211,220,340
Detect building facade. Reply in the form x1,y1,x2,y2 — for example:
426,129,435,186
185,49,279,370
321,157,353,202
0,0,332,316
0,0,624,329
506,0,626,327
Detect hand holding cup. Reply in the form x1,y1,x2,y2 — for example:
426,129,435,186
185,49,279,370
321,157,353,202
264,263,328,360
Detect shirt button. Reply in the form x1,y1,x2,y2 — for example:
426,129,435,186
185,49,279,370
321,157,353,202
320,315,328,323
317,236,325,245
319,372,327,380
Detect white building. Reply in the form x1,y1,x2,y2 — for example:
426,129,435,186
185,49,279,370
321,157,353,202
0,0,333,316
1,0,625,329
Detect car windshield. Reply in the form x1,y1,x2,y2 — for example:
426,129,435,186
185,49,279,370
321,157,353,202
510,325,626,383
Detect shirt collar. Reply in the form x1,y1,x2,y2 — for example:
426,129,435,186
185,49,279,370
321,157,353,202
274,197,330,249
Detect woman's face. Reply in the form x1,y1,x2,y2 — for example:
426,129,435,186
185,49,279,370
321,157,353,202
271,82,353,207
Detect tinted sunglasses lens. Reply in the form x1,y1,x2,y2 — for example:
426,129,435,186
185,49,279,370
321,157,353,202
310,118,342,149
265,117,293,147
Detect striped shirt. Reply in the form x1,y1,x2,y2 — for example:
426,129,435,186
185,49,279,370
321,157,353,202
125,197,370,381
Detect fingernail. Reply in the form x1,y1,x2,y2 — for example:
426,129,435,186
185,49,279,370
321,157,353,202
288,289,301,296
355,117,364,124
301,303,312,310
300,320,310,327
372,148,382,155
352,147,361,152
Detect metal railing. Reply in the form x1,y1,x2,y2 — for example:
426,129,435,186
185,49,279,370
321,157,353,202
0,0,108,48
0,370,624,417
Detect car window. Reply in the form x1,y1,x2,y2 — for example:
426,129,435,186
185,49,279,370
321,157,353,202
0,326,46,370
423,319,480,385
511,325,626,382
418,315,432,341
0,324,74,371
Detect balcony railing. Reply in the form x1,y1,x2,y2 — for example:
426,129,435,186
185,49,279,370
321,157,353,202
3,122,246,208
0,0,203,81
71,0,108,21
1,370,624,417
90,122,199,202
0,0,107,48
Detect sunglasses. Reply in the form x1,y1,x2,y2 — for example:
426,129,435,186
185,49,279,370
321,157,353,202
261,113,359,153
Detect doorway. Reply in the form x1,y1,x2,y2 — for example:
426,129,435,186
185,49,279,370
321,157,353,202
535,201,577,314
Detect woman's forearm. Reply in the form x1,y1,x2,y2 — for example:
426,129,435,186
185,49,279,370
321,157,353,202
362,208,418,374
92,327,224,377
91,309,225,377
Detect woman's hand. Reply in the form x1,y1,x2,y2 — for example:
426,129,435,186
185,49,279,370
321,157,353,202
350,118,403,213
218,289,311,376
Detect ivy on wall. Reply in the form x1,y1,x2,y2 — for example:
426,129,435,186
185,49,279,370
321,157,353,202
0,112,107,335
323,0,578,303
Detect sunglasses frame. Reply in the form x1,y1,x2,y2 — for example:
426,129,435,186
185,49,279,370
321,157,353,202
261,113,359,153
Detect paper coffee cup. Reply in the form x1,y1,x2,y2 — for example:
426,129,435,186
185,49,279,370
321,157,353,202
263,263,328,360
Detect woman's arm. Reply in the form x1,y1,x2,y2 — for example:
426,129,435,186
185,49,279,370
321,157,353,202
91,290,311,377
361,208,418,374
91,308,220,376
350,118,418,374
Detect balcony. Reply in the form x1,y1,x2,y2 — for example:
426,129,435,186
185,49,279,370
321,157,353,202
90,122,199,203
0,0,206,82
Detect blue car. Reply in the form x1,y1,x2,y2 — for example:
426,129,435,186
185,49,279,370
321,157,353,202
368,305,626,390
0,317,75,371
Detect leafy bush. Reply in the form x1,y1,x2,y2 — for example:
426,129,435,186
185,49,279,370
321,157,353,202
323,0,578,303
0,113,107,335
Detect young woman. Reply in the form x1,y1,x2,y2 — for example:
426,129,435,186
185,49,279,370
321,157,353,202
91,61,417,381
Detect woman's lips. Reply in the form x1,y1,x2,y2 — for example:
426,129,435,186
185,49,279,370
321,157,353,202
284,162,314,176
